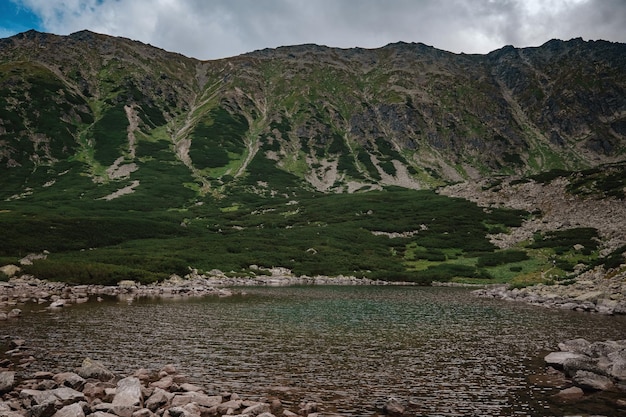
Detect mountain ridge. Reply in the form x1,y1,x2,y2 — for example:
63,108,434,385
1,30,625,284
1,30,624,197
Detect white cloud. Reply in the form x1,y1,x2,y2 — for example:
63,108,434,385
9,0,626,59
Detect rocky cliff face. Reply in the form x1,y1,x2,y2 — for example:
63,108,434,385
0,31,624,198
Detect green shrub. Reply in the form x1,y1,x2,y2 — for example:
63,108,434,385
530,228,599,252
477,250,529,267
23,259,166,285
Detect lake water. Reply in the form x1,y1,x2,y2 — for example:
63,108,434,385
3,285,626,416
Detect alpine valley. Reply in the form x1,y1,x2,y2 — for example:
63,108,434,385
1,30,625,286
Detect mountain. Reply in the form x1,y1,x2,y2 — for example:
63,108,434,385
0,30,624,284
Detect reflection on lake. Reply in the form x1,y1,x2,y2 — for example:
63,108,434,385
3,286,626,416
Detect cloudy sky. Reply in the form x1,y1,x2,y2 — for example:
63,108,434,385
1,0,625,59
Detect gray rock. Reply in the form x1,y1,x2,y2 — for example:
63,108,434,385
145,387,174,412
563,356,605,378
170,392,221,408
130,408,154,417
179,383,203,392
7,309,21,318
89,413,119,417
216,399,242,414
166,405,201,417
0,371,15,393
149,375,174,391
20,389,58,407
76,358,114,382
584,340,623,358
241,402,270,416
544,351,587,368
383,397,405,416
573,370,614,391
9,339,25,349
609,355,626,381
30,401,57,417
51,402,85,417
112,377,143,417
53,372,86,391
553,386,584,400
51,387,86,406
558,338,591,353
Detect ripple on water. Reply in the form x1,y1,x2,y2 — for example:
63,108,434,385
3,286,626,416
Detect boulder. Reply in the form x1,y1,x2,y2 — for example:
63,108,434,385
30,401,57,417
0,371,15,393
241,402,271,416
130,408,154,417
179,382,203,392
145,387,174,412
0,265,20,277
609,355,626,381
562,356,605,378
171,392,222,408
160,364,177,375
216,399,242,414
165,405,201,417
20,388,58,407
54,372,86,391
82,381,110,402
544,351,586,369
573,370,614,391
51,387,86,406
51,402,86,417
583,340,623,358
76,358,114,382
150,375,176,392
112,377,143,412
558,338,591,353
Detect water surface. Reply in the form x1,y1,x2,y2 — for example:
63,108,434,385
3,286,626,416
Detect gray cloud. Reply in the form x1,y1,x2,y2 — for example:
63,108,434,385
11,0,626,59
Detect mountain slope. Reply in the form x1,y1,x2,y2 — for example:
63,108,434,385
0,31,624,283
1,31,624,198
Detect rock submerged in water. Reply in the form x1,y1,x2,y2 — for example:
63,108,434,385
544,338,626,397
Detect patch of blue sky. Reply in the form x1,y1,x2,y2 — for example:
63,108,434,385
0,1,42,38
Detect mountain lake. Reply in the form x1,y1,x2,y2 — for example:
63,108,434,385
3,285,626,416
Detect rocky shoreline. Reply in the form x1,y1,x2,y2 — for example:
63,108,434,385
0,266,405,319
543,338,626,403
0,356,340,417
473,265,626,315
